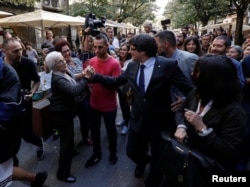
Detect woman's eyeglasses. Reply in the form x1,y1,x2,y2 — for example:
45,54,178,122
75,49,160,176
55,59,66,66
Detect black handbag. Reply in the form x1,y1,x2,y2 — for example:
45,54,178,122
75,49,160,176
158,131,225,184
158,131,190,184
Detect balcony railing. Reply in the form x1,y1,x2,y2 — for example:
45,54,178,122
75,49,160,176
42,0,63,12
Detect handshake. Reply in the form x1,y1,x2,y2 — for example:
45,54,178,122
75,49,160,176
82,65,95,80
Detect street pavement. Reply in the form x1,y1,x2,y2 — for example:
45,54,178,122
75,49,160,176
10,105,146,187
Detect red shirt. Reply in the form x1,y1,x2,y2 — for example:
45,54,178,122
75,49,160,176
89,56,121,112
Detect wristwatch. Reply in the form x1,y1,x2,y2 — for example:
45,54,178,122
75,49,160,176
198,127,213,136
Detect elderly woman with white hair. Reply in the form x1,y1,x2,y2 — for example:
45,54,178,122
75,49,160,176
227,45,243,61
45,51,88,183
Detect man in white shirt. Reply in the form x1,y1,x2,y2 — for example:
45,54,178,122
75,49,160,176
25,42,38,64
106,27,120,51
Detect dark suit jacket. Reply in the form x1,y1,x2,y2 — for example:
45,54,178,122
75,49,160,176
93,56,193,133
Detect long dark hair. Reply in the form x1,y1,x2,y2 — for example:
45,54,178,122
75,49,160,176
184,36,203,56
192,55,242,108
118,42,131,61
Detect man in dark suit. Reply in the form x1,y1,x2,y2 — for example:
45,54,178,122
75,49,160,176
85,34,193,187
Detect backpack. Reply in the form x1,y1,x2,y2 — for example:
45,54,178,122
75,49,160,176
0,59,25,130
0,58,25,163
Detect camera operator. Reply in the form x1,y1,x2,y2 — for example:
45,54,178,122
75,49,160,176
79,27,95,68
79,13,107,67
84,13,106,37
161,19,170,31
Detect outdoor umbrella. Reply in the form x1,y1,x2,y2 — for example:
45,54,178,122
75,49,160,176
0,9,83,28
0,10,13,18
0,9,84,41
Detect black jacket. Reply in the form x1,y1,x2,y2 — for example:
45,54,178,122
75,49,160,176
183,90,247,171
49,72,88,114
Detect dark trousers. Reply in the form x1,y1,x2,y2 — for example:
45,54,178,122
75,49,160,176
51,112,74,178
89,107,117,157
15,97,48,165
126,127,163,187
22,99,42,147
117,89,130,126
76,96,90,141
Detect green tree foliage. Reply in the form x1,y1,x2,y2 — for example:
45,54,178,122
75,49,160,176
164,0,250,45
128,3,156,26
164,0,231,28
189,0,231,26
69,0,156,26
231,0,250,45
69,0,104,17
166,0,250,45
69,0,112,19
107,0,156,23
164,0,196,29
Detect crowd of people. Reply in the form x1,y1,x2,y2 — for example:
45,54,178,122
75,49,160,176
0,20,250,187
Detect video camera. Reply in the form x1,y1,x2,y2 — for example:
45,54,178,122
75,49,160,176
161,19,171,26
84,13,106,36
